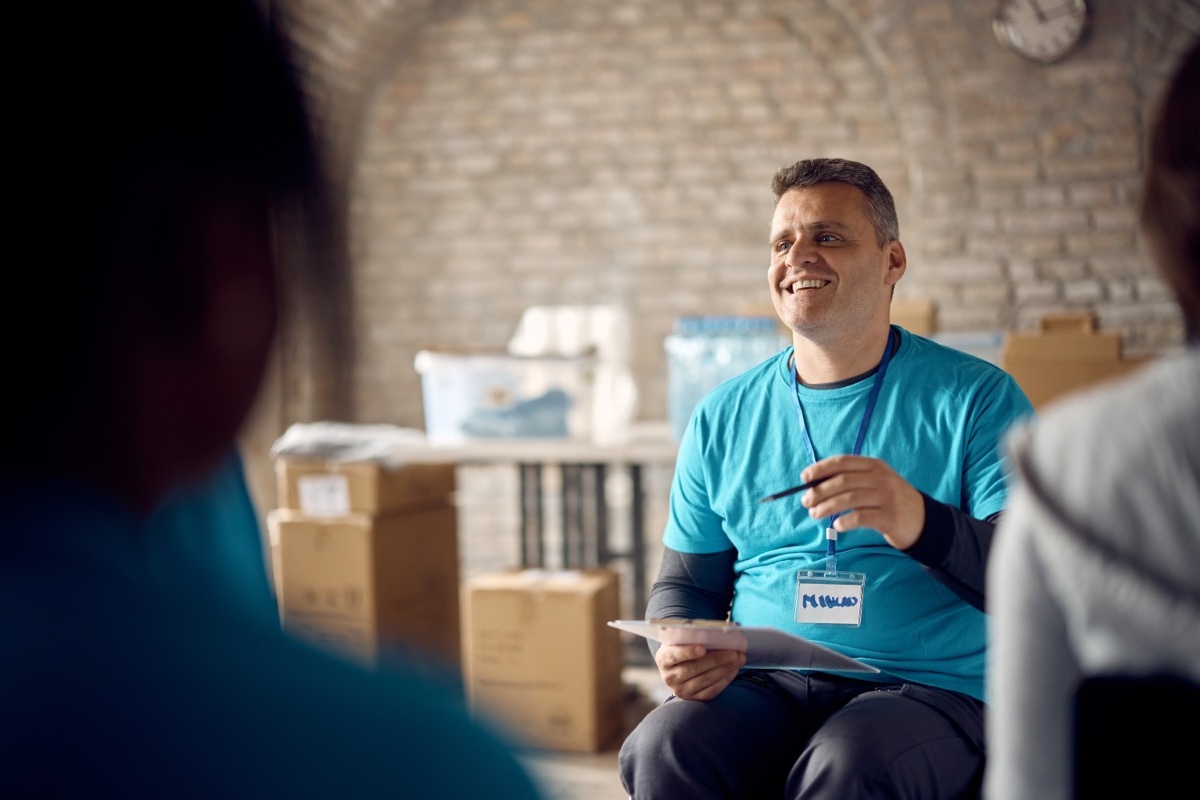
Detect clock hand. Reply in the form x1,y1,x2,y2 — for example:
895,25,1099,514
1041,4,1081,21
1027,0,1048,23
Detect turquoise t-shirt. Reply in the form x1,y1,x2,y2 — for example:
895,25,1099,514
145,449,278,629
664,326,1034,700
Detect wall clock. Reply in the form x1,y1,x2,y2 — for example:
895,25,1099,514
993,0,1089,64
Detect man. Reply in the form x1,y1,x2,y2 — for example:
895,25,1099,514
0,2,542,797
619,158,1033,798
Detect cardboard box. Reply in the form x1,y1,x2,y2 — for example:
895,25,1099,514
1001,312,1150,409
267,503,461,669
275,458,455,517
462,568,624,753
931,330,1004,366
890,297,938,336
413,350,596,443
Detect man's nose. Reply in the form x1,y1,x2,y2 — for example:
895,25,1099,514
784,238,817,268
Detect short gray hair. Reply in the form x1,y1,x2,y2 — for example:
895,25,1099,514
771,158,899,247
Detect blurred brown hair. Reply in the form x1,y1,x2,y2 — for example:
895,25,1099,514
1139,36,1200,336
1,0,332,461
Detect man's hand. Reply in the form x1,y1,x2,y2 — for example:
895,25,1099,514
799,454,926,550
654,643,746,701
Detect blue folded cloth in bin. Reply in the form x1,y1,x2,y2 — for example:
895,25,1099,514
459,388,572,438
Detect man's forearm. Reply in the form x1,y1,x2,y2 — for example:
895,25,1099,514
902,492,997,612
643,547,738,654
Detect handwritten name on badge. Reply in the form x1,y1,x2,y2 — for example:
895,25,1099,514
795,574,864,626
800,593,859,609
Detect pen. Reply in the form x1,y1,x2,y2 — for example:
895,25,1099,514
758,475,831,503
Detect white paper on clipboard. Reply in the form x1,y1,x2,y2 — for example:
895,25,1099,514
607,619,879,673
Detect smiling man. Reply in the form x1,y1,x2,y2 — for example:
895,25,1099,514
618,158,1034,799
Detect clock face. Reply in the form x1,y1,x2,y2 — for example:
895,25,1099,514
993,0,1089,64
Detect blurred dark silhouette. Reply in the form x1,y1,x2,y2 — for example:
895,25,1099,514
0,2,543,796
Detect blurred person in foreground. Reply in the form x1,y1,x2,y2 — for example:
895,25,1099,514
985,35,1200,800
0,2,543,796
618,157,1033,798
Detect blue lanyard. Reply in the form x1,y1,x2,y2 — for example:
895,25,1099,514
789,328,896,569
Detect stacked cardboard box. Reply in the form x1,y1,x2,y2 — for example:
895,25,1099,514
267,456,460,671
462,568,625,753
1001,312,1151,410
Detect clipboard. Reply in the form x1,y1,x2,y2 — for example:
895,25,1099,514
607,619,880,673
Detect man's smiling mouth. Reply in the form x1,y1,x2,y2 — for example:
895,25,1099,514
785,278,830,293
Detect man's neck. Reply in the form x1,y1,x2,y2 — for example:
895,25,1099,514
791,324,894,385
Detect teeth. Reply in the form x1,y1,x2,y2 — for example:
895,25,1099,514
792,279,827,291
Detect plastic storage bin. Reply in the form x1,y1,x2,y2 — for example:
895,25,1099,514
664,316,788,441
414,350,596,443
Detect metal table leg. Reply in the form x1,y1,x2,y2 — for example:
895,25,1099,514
518,462,543,568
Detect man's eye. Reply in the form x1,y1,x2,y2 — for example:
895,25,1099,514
816,233,839,243
775,241,791,253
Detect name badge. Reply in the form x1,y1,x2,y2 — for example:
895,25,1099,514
795,570,865,626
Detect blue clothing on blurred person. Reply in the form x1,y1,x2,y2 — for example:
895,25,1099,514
145,449,278,628
0,479,544,797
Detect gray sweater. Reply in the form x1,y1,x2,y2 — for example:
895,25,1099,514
985,347,1200,800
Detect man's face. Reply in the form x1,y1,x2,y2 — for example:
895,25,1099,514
767,182,904,341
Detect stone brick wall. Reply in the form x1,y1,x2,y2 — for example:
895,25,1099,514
274,0,1200,430
245,0,1200,611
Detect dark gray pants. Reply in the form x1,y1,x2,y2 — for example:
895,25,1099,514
618,670,984,799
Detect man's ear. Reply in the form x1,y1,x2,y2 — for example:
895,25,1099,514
883,240,907,287
130,182,280,491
